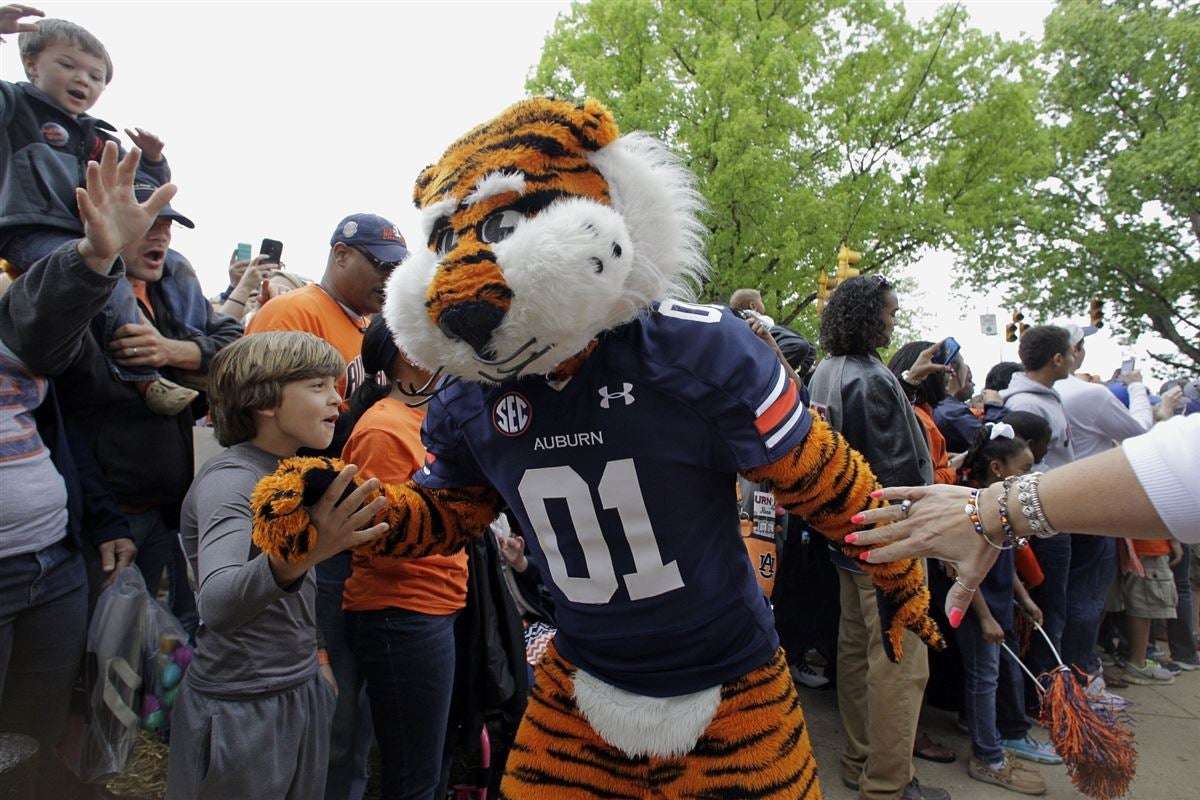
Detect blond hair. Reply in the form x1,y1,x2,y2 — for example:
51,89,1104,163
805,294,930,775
19,19,114,84
208,332,344,447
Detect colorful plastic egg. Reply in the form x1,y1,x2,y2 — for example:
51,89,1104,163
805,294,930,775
172,645,193,671
160,661,182,689
163,685,180,708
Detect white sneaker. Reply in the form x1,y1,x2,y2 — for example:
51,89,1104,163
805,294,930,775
1123,658,1175,685
790,660,830,689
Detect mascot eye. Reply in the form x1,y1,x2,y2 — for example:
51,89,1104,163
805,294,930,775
478,210,523,245
434,227,459,257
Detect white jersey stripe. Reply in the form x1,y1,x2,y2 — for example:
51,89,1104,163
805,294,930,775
765,401,807,449
755,364,787,418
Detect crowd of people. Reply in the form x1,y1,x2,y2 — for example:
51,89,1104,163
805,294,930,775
0,7,1197,800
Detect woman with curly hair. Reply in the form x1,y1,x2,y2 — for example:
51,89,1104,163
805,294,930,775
809,275,954,800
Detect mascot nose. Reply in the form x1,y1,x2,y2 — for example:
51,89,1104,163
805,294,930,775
437,301,506,356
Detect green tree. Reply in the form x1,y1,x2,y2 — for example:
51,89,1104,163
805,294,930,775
529,0,1043,339
950,0,1199,372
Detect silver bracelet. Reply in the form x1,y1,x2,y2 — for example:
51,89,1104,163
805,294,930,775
1014,472,1060,538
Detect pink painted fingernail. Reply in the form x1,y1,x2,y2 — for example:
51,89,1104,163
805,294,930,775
858,550,871,561
850,514,866,525
948,608,964,628
869,489,884,499
845,533,859,544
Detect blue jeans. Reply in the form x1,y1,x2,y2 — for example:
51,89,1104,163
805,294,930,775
996,629,1031,741
124,509,198,636
1027,535,1071,676
317,553,372,800
346,607,459,800
954,609,1005,764
0,541,88,800
1167,552,1196,663
1062,535,1117,677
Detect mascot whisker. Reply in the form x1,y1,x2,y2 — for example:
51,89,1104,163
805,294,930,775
252,98,942,799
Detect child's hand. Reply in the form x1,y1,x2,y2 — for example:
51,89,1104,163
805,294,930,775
981,615,1005,644
124,127,165,162
0,4,42,39
1168,539,1184,567
499,534,528,572
76,143,177,274
1018,597,1043,627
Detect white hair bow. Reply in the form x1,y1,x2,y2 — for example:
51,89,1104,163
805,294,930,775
988,422,1015,440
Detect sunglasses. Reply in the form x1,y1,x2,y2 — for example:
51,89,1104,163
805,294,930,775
350,244,402,275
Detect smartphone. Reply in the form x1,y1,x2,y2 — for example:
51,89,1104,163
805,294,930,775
260,238,283,265
1121,356,1136,373
937,337,961,365
235,242,252,262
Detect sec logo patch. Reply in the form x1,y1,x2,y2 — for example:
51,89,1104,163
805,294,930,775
493,392,531,437
41,122,69,148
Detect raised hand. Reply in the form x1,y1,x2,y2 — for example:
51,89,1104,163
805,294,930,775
0,4,43,38
75,142,177,273
124,127,166,162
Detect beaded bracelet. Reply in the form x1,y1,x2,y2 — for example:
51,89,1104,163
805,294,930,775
966,485,1014,551
995,477,1023,549
1015,472,1060,538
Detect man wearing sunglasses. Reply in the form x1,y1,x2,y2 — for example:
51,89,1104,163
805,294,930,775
243,211,408,800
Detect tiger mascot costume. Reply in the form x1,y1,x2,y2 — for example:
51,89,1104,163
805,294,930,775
252,98,942,799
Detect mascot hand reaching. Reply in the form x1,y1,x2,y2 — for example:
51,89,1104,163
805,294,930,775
252,97,941,799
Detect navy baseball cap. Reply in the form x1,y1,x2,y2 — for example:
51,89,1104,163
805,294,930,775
330,213,408,264
132,175,194,228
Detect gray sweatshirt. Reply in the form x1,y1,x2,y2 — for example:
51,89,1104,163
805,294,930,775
1001,372,1076,470
180,443,320,696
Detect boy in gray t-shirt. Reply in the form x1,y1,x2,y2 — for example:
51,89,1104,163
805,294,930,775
167,331,387,800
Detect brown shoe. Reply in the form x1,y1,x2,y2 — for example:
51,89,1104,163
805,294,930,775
968,754,1046,795
144,377,199,416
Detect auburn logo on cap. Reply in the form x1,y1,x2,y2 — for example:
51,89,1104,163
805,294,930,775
382,226,406,246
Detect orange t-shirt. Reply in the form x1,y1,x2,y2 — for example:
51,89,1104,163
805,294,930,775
340,397,469,614
915,402,958,485
1131,538,1171,558
245,284,367,404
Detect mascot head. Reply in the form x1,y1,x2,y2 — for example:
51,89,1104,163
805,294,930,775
385,98,707,387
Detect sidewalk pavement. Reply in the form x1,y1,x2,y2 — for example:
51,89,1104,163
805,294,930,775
801,668,1199,799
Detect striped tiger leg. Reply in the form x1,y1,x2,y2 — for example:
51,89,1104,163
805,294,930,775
746,416,944,661
499,645,821,800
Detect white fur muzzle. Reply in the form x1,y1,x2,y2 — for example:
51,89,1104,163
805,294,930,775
573,668,721,759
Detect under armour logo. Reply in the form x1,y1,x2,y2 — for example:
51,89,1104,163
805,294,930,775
598,383,635,409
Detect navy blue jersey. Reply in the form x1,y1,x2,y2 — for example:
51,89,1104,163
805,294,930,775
415,301,811,696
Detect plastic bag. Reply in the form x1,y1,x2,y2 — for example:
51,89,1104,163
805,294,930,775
61,567,150,783
140,597,194,740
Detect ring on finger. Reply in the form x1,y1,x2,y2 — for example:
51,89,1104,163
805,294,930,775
899,499,913,519
954,576,978,594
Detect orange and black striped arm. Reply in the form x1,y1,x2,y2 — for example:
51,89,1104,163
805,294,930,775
745,416,944,660
250,456,504,563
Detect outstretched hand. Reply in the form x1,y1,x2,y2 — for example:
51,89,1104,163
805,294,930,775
75,142,177,274
0,4,42,38
124,127,165,162
847,484,1001,627
268,465,388,587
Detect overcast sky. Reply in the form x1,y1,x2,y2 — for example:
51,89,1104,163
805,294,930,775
3,0,1176,383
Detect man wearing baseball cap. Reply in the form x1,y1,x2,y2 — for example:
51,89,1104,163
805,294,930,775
244,212,408,800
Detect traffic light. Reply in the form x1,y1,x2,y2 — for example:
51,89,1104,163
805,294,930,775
1089,298,1104,329
1005,309,1024,342
836,243,862,282
816,270,837,315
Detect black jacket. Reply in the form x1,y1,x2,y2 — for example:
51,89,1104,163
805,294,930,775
1,240,242,511
0,82,170,247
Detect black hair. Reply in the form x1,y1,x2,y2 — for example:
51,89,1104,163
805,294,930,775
1003,410,1051,449
886,341,947,407
346,315,400,429
962,421,1031,487
1017,325,1071,371
985,361,1024,392
818,275,892,356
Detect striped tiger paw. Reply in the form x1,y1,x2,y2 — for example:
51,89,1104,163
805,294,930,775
250,456,348,563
